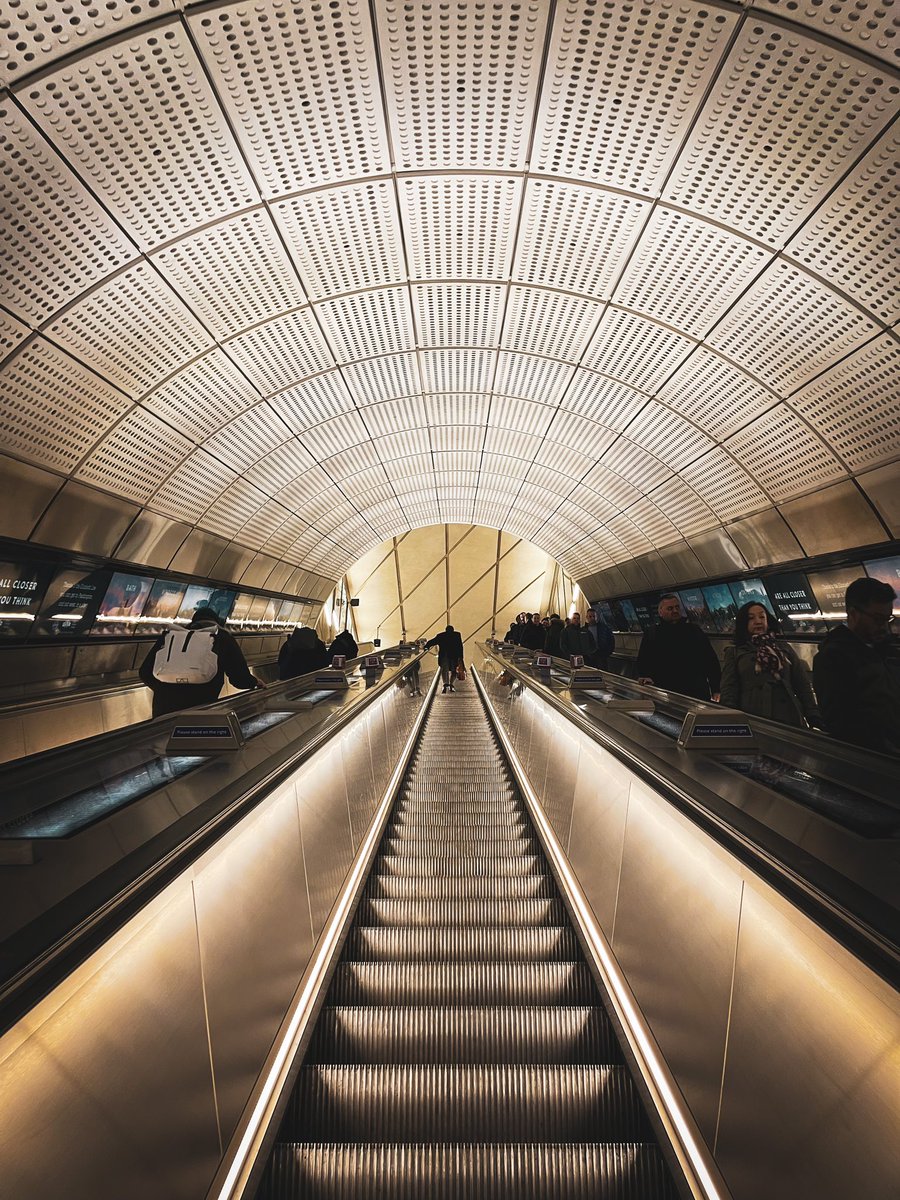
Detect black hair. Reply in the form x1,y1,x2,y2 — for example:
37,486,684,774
658,593,679,604
846,576,895,609
192,606,225,627
733,600,778,644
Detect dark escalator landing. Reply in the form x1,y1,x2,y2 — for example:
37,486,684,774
259,687,678,1199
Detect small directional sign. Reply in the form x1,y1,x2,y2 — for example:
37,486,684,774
166,711,244,753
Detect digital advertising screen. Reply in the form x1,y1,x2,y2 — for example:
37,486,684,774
863,556,900,612
728,577,773,613
33,566,111,638
763,571,820,634
677,587,717,634
606,599,630,632
631,594,660,630
91,572,155,636
807,565,864,623
0,561,54,639
227,592,256,630
177,584,236,623
702,583,737,634
618,598,642,633
139,578,187,635
594,600,615,627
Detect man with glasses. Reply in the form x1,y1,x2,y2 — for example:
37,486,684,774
813,577,899,755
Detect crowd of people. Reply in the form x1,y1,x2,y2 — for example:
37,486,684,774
504,609,615,669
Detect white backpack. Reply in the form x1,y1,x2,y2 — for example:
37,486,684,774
152,627,219,685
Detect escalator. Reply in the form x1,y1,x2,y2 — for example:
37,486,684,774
257,686,680,1199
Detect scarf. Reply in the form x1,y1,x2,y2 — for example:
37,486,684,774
751,632,785,678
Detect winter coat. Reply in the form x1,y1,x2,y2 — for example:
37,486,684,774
635,619,721,700
585,618,615,667
544,619,565,658
278,626,330,680
813,625,900,755
425,629,464,666
328,630,358,659
559,624,594,660
139,620,258,718
519,621,546,651
504,623,519,644
719,641,819,728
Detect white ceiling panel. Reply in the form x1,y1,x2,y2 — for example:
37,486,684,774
579,462,647,510
753,0,899,65
606,512,653,555
601,438,673,492
152,210,307,339
533,438,598,481
431,427,483,454
152,449,237,522
657,349,778,441
479,457,531,482
244,440,317,495
0,337,130,472
726,404,846,501
343,353,422,406
565,484,619,524
583,309,694,391
644,477,716,538
316,287,415,362
360,397,424,439
543,410,619,460
377,0,548,172
275,465,335,508
143,350,261,442
614,210,771,338
620,497,680,546
268,372,357,433
789,335,900,472
320,440,383,480
18,22,257,248
623,400,715,471
274,181,404,299
0,99,137,325
488,396,555,439
224,310,336,393
420,349,496,394
190,0,388,197
708,261,881,395
413,284,506,349
501,288,602,361
0,312,31,361
493,352,576,406
45,262,213,397
299,410,370,460
76,406,192,502
400,176,522,281
560,371,648,427
524,464,575,499
261,514,312,558
483,427,543,460
532,0,737,192
681,448,770,521
202,403,292,473
237,500,294,547
200,479,271,540
376,433,431,464
424,394,490,428
514,180,649,298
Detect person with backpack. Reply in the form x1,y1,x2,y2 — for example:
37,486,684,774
139,607,265,718
278,625,329,680
328,629,358,660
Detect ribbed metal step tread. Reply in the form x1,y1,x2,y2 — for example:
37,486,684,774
328,962,596,1005
374,854,545,878
365,874,555,900
356,898,568,928
382,832,538,854
285,1064,650,1141
395,799,520,813
306,1006,621,1064
389,812,527,830
342,926,581,962
262,1143,678,1199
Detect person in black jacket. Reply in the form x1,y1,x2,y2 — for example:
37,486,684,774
426,625,465,693
328,629,358,659
813,577,899,755
139,607,264,718
636,593,721,701
519,612,546,651
544,614,565,657
278,625,330,680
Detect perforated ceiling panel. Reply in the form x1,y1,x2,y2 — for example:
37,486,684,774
1,0,897,593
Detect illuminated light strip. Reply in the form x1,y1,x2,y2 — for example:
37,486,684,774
472,666,733,1200
0,612,36,620
208,666,439,1200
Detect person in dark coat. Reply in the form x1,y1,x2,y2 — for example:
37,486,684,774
544,614,565,658
504,621,519,643
139,607,264,718
328,629,358,659
519,612,546,651
813,577,899,755
636,593,721,701
584,608,615,670
720,602,819,729
426,625,465,693
559,611,594,660
278,625,330,680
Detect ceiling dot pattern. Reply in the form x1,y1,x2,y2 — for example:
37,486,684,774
0,0,898,591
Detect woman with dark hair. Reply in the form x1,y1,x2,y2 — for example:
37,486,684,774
720,601,820,729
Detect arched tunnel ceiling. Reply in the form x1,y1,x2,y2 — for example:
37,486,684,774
1,0,898,592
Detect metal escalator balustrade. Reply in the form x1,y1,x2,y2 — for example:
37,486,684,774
258,685,679,1198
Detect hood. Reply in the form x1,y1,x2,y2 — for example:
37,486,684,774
288,627,319,649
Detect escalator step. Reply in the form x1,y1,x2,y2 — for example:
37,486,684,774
388,811,527,830
381,831,537,854
373,854,545,878
342,925,581,962
305,1006,621,1064
328,961,596,1006
284,1064,651,1141
262,1142,678,1199
394,799,520,814
355,897,568,927
365,873,555,900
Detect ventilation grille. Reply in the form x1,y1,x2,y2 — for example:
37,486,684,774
142,350,261,442
0,313,32,361
401,176,522,281
224,310,335,394
76,406,193,501
725,404,845,500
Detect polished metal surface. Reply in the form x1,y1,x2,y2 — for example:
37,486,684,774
169,528,233,576
31,479,140,556
114,509,193,569
726,509,804,569
778,478,888,555
0,454,63,540
857,461,900,536
686,529,747,577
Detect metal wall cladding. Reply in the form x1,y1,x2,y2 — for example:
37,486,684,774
32,480,140,557
489,678,900,1200
726,508,804,569
0,455,63,539
778,479,889,556
114,510,193,570
857,461,900,536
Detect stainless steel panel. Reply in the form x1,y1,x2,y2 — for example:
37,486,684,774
856,461,900,536
114,510,192,569
31,481,140,557
598,565,629,596
192,779,312,1146
283,567,309,595
73,642,138,678
537,711,581,845
612,778,743,1143
341,720,377,843
263,560,294,593
169,528,232,576
779,479,888,556
209,541,256,585
21,698,103,755
565,742,630,935
0,883,219,1200
100,686,152,733
686,527,747,576
241,552,279,587
716,880,900,1200
523,692,551,790
0,454,63,539
296,750,353,937
656,540,705,584
633,549,676,587
0,643,76,688
0,715,26,763
726,507,803,569
616,557,652,591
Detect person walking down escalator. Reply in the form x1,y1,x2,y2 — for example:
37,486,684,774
720,602,820,729
426,625,465,693
636,594,721,701
278,625,330,681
